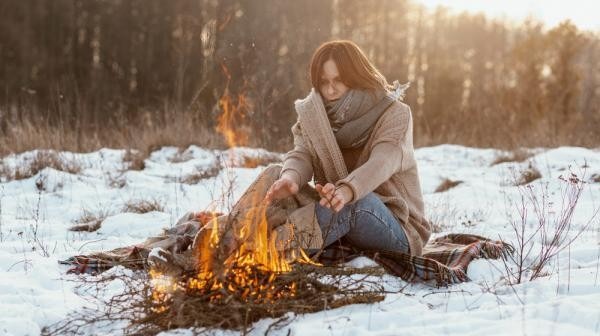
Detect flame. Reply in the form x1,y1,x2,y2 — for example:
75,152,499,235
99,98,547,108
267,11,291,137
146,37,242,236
224,204,291,273
148,268,180,313
189,186,295,303
216,63,252,149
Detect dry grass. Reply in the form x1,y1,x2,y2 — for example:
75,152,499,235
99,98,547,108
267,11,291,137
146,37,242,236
426,198,461,233
491,148,534,166
106,172,127,189
2,100,599,161
2,150,82,181
434,178,463,193
0,108,223,159
514,162,542,186
0,161,11,183
123,149,146,171
69,208,112,232
122,198,165,214
180,165,222,185
169,148,194,163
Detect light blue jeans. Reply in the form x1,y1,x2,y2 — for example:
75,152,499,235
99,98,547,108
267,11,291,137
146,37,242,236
315,192,410,253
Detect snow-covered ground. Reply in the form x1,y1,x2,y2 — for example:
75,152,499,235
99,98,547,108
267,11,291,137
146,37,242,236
0,145,599,335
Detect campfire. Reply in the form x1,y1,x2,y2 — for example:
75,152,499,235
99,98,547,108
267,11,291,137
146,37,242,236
45,79,385,336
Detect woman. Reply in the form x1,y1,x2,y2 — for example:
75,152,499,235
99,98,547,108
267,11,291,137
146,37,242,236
265,40,431,257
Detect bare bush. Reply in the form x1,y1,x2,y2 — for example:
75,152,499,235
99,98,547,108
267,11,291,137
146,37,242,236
106,172,127,189
122,198,165,214
27,188,50,256
434,178,463,193
180,163,222,185
4,151,82,181
501,172,599,284
491,149,534,166
169,148,194,163
123,149,146,171
69,208,112,232
514,162,542,186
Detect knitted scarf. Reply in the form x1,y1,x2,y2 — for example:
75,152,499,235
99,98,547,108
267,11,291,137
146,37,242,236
324,81,410,149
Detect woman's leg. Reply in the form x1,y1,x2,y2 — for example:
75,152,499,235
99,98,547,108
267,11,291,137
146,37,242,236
315,192,410,253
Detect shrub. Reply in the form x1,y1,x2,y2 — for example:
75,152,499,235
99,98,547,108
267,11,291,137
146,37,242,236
514,162,542,186
69,208,112,232
122,198,165,214
434,178,463,193
501,172,598,284
491,149,533,166
6,151,82,181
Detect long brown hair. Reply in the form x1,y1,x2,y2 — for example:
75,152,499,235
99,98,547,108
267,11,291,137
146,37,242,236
310,40,389,94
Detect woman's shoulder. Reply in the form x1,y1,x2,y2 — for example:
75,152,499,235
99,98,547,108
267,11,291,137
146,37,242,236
369,100,413,144
379,100,412,125
388,100,412,115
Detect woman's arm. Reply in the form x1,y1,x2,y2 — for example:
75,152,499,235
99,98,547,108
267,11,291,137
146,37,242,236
280,121,314,187
335,103,415,202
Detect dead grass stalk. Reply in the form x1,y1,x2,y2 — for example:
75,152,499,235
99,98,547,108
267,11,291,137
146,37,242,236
122,198,165,214
501,172,599,284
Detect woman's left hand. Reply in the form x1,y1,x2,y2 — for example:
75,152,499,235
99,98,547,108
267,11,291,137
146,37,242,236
315,183,353,212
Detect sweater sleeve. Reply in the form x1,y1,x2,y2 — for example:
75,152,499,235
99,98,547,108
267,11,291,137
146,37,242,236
280,121,314,187
335,103,415,202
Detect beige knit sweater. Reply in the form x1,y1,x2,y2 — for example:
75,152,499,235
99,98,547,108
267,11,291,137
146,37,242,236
280,89,431,256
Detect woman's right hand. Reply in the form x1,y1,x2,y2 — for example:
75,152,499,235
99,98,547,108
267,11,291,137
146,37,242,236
264,176,299,204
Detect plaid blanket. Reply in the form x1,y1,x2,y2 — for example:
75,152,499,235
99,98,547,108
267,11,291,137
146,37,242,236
59,211,210,275
60,212,513,287
317,233,514,287
59,246,146,275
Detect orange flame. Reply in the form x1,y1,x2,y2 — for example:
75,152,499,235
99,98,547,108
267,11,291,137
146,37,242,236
183,166,304,304
216,63,252,148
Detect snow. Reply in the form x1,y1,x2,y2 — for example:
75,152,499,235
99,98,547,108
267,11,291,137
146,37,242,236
1,145,599,335
148,248,168,263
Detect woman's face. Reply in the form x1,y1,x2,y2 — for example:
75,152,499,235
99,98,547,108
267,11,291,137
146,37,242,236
319,59,349,102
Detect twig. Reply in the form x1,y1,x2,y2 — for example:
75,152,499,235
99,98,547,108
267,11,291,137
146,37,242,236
77,238,108,253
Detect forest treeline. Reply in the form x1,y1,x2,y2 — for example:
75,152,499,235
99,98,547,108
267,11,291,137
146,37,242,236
1,0,599,155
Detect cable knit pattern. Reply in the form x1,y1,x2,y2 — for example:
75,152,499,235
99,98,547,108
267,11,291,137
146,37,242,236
281,89,432,256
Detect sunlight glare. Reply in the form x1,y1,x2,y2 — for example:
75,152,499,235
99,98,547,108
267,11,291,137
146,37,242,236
416,0,600,31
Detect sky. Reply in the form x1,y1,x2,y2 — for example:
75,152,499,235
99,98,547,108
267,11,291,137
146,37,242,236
416,0,600,31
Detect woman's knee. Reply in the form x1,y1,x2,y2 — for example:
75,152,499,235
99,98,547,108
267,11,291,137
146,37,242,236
353,192,385,211
351,193,396,228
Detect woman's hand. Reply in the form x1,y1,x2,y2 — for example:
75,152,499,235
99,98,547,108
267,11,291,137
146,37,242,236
264,176,299,204
316,183,353,212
